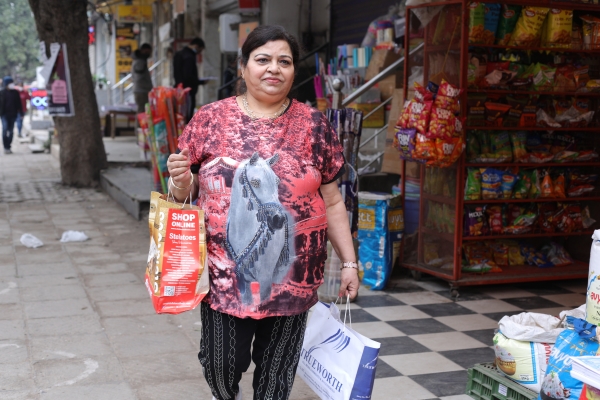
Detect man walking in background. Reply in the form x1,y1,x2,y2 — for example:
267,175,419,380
0,76,23,154
173,37,208,122
16,81,30,138
132,43,153,113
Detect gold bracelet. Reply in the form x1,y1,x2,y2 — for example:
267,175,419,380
169,175,193,190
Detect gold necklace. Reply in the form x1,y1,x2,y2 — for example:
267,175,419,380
242,93,289,121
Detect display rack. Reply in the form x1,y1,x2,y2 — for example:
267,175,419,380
401,0,600,296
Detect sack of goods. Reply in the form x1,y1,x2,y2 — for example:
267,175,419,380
493,312,564,393
146,192,210,314
537,317,599,400
297,301,380,400
357,192,403,290
586,230,600,326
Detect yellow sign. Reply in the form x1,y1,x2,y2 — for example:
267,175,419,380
117,5,152,22
116,38,138,77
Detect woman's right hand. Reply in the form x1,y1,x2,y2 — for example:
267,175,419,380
167,148,192,187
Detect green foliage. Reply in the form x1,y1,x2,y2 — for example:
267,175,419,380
0,0,39,82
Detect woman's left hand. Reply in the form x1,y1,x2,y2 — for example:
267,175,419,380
339,268,359,300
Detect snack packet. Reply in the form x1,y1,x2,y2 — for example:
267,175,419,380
481,168,503,199
583,206,596,229
514,170,532,199
489,132,513,163
510,131,528,161
396,128,420,161
508,7,550,47
464,205,488,237
467,133,481,162
487,205,504,234
538,203,557,233
469,2,487,44
435,79,462,112
428,107,457,139
489,241,509,267
504,240,525,266
554,174,566,198
465,168,482,200
543,9,573,48
541,171,554,198
485,103,511,127
415,133,436,161
530,169,541,199
501,172,518,199
483,4,502,45
496,5,522,45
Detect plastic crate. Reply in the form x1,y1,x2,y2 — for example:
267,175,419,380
466,363,537,400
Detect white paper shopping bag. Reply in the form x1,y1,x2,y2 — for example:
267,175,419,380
297,301,381,400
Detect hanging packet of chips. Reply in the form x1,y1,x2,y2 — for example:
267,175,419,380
508,7,550,47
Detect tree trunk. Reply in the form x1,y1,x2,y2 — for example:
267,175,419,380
28,0,107,187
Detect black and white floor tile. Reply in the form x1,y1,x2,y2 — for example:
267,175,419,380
329,275,587,399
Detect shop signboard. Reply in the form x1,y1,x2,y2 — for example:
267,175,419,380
238,0,260,14
30,89,48,110
116,5,152,22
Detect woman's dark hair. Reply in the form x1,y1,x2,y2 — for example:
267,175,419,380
238,25,301,95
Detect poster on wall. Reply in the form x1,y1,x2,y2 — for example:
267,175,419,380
116,38,138,78
44,43,75,117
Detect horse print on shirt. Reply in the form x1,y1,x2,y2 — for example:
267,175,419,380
225,152,295,307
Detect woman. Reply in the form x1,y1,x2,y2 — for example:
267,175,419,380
167,25,359,400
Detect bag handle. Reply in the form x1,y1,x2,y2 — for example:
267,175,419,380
167,177,191,209
335,294,352,330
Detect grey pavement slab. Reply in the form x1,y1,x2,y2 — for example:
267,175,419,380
101,315,177,337
20,284,88,302
0,362,35,391
24,298,94,319
30,333,114,361
95,298,156,318
27,315,105,337
0,319,25,339
84,272,140,287
39,382,137,400
119,352,201,388
109,331,194,358
17,262,77,277
0,340,29,364
33,355,125,388
77,262,129,275
87,284,148,302
0,303,23,320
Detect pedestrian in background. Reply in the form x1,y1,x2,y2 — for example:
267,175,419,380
0,76,23,154
16,81,30,138
132,43,153,113
173,37,208,122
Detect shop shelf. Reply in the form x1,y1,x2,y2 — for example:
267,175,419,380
465,161,600,168
464,196,600,204
421,227,455,242
466,363,538,400
466,126,600,131
468,42,600,54
467,89,600,97
460,261,589,285
406,0,463,10
462,230,594,241
422,192,457,205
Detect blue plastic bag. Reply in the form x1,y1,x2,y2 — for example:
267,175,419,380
538,317,599,400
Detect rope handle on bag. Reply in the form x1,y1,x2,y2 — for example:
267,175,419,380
334,294,353,330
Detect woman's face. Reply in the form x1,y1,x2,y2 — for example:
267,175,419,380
242,40,294,102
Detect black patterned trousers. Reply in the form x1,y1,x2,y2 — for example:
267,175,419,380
198,302,309,400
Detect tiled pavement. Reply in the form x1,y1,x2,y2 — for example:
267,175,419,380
356,276,587,399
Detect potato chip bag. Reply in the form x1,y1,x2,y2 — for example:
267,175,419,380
508,7,550,47
510,131,528,161
495,5,522,45
481,168,504,199
538,203,557,233
396,128,420,162
489,132,513,163
407,100,434,135
554,174,566,198
581,15,600,50
504,240,525,266
465,168,482,200
541,172,554,198
432,136,464,167
489,241,509,266
469,2,487,44
501,172,518,199
484,4,502,45
487,205,504,234
467,134,481,162
415,133,436,161
428,107,456,139
543,9,573,48
464,205,488,237
530,169,541,198
485,103,511,127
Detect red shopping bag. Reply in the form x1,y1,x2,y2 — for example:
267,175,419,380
146,192,209,314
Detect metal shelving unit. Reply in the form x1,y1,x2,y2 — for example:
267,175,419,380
400,0,600,295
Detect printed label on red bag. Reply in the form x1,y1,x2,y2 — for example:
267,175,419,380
162,209,200,298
